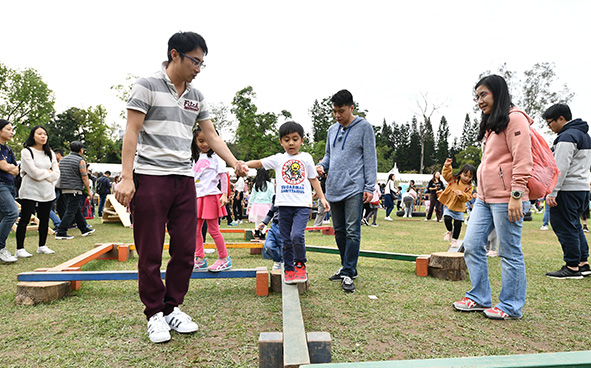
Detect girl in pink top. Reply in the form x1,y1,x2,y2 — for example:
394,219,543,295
452,75,532,320
191,127,232,272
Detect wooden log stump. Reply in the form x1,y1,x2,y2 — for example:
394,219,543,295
428,252,466,281
270,270,309,293
15,281,71,305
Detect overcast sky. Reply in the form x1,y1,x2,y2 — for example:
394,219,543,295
1,0,590,144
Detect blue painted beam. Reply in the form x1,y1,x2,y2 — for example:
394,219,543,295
17,269,260,282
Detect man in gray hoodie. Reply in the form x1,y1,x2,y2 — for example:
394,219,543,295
317,90,377,292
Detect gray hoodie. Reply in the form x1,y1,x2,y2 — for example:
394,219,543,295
319,116,377,202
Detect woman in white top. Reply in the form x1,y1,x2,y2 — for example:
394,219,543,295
15,126,60,257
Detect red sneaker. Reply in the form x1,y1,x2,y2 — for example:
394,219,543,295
292,262,308,283
284,270,296,284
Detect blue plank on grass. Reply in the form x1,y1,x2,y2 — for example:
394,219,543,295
17,269,259,282
303,349,591,367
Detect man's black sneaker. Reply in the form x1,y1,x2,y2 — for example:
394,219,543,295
545,265,584,279
342,276,355,293
328,267,358,281
579,264,591,277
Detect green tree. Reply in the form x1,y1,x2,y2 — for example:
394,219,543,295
455,146,482,168
435,115,450,166
231,86,282,161
0,63,55,146
459,113,479,150
47,106,120,162
110,73,139,121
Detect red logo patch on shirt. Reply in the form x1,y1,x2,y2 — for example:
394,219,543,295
184,100,200,112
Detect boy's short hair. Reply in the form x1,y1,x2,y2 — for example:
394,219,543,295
542,103,572,121
331,89,354,107
279,121,304,139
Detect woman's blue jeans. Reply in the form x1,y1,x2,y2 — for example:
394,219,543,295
463,199,531,318
0,182,19,250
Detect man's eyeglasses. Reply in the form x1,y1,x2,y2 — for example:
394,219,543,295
179,52,206,69
473,91,492,102
546,119,556,126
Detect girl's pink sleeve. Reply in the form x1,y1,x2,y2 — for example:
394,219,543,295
219,172,229,194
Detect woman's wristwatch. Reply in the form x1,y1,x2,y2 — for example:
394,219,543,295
511,190,523,200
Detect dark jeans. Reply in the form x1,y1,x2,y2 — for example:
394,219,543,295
550,191,590,267
384,193,394,217
426,192,443,221
278,206,310,271
16,199,53,249
132,174,197,320
97,193,108,217
330,192,363,278
0,182,19,250
232,191,243,221
56,193,90,236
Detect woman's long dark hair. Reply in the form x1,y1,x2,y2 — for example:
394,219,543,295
254,168,270,192
475,74,514,141
191,126,215,161
24,126,52,158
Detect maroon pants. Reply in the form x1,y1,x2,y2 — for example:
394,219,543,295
132,174,197,319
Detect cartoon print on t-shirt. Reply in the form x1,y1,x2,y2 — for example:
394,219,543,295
282,159,305,185
193,160,211,184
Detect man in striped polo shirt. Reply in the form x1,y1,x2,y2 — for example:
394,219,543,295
115,32,248,344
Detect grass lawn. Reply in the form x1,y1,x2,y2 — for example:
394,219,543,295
0,210,590,367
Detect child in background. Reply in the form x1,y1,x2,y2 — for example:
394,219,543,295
465,191,477,223
438,158,475,248
191,127,232,272
362,183,381,227
246,121,329,284
247,168,274,225
258,194,283,270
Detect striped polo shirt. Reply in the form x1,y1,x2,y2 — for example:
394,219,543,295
127,62,210,177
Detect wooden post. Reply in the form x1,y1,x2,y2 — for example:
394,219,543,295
256,267,269,296
258,332,283,368
415,255,430,277
428,252,467,281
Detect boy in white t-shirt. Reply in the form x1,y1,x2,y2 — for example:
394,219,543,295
246,121,330,284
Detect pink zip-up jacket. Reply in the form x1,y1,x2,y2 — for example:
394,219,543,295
477,107,533,203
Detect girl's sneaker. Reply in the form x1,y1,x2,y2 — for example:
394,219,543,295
486,250,498,257
284,270,296,284
443,231,452,242
449,239,458,248
15,249,33,258
272,261,283,270
193,258,208,270
207,257,232,272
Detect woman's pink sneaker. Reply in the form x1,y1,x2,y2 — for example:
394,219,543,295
207,257,232,273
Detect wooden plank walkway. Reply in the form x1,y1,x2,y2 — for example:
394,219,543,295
128,242,263,251
305,245,419,262
282,273,310,367
302,350,591,367
18,269,262,281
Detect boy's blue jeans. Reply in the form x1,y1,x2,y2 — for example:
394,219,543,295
263,222,283,262
278,206,310,271
463,199,530,318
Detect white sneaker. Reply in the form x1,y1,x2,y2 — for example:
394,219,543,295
0,248,18,263
424,218,429,222
444,231,452,242
272,261,283,270
384,216,393,221
147,312,171,343
540,225,549,231
37,246,55,254
15,249,33,258
164,307,198,333
204,249,215,254
371,224,379,227
322,220,331,224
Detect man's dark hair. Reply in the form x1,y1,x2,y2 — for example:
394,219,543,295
168,31,208,62
105,171,111,176
542,103,572,122
331,89,354,107
279,121,304,139
54,148,64,156
70,141,84,153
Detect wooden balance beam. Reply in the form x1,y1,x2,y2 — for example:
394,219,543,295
259,270,332,368
18,268,269,296
304,226,335,235
301,349,591,367
305,245,419,262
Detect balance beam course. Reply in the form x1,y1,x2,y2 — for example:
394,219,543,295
301,349,591,367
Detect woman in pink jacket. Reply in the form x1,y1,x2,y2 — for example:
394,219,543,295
452,74,533,320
